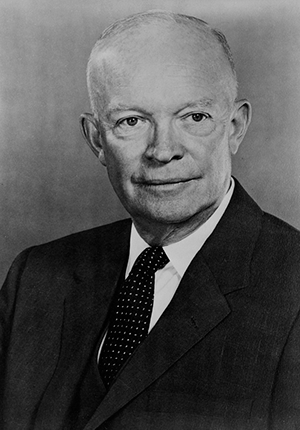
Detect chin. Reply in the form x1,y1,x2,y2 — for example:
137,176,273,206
142,205,208,226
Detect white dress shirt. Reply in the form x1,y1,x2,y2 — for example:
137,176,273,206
126,178,235,332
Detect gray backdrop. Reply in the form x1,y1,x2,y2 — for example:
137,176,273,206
1,0,300,284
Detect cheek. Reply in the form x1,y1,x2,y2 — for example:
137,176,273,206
191,131,227,166
104,144,138,189
210,142,232,184
104,132,146,170
196,131,231,178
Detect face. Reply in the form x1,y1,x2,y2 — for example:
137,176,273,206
90,25,245,228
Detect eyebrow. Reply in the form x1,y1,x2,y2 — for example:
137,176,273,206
176,98,216,112
106,98,216,118
106,104,149,119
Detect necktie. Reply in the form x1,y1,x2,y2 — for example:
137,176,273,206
99,246,169,388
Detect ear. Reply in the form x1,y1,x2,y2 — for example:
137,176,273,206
228,100,252,155
79,113,106,166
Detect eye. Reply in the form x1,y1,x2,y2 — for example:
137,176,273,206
113,115,148,137
118,117,140,127
189,113,208,122
182,112,211,125
180,111,213,136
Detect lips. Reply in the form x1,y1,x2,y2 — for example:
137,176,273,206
135,177,199,185
132,177,201,195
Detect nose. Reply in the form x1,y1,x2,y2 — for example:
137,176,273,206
144,122,184,163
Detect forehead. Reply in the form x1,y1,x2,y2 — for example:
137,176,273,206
91,22,232,112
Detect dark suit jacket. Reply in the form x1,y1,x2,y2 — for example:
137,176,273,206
1,181,300,430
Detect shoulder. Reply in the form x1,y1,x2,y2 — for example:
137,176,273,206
230,180,300,302
251,211,300,308
28,218,131,256
233,179,300,257
6,218,132,283
258,212,300,288
259,211,300,258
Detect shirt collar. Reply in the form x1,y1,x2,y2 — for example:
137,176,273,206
127,178,235,278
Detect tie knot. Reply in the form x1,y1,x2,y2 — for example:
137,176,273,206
134,246,169,273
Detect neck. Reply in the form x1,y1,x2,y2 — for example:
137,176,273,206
132,203,219,246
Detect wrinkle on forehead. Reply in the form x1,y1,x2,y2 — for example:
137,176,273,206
89,23,236,115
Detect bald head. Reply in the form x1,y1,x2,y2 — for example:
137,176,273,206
87,11,238,118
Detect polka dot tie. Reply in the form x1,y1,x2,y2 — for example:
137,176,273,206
99,246,169,388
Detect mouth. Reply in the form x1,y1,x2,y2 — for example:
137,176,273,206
136,177,200,185
134,177,201,192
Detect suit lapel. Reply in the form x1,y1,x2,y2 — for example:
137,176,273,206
83,180,264,430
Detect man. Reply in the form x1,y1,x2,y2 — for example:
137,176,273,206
1,10,300,430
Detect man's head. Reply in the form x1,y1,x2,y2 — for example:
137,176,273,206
81,11,251,245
